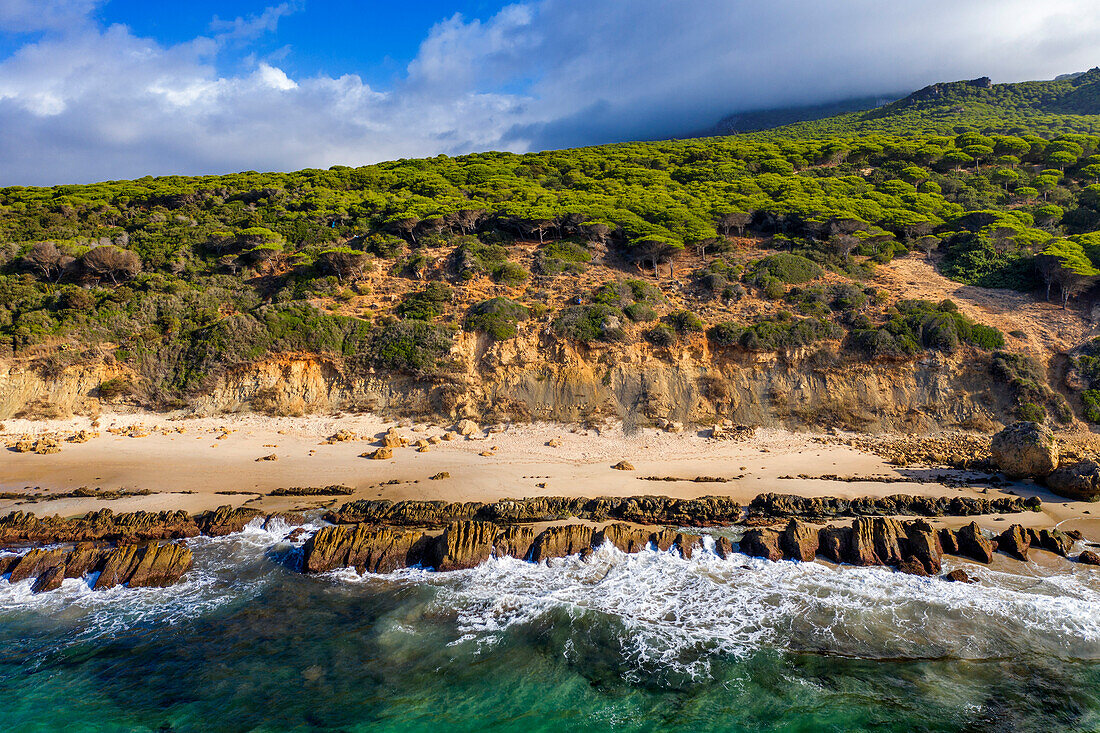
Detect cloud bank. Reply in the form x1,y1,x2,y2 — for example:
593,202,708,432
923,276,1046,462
1,0,1100,185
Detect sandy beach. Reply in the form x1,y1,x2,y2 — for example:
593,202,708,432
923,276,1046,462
2,412,1097,540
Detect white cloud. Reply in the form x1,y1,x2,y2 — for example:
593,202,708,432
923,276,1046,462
2,1,1100,185
0,0,100,33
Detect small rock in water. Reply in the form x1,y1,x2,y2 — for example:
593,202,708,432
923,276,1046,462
943,569,975,583
1078,550,1100,566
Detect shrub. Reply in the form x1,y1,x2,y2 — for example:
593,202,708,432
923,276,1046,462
1018,402,1046,422
1082,389,1100,422
495,261,529,286
623,302,657,322
644,324,675,346
739,314,842,351
534,241,590,275
553,304,627,342
707,322,745,347
98,377,133,400
667,310,704,333
371,320,453,374
397,282,452,321
464,297,529,340
754,253,823,284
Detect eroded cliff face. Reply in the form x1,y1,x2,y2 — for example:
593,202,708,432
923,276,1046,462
0,333,1016,432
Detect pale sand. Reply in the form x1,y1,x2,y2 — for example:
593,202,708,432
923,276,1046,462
1,412,1098,541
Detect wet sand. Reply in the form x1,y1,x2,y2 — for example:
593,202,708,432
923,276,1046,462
1,412,1098,540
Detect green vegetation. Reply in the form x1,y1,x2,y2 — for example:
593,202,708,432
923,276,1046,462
397,282,452,321
6,69,1100,423
753,253,823,284
850,299,1004,358
464,297,529,340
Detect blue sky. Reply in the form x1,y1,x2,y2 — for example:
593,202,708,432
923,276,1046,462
88,1,507,87
1,0,1099,185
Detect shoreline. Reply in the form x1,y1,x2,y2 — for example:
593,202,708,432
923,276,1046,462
1,412,1098,541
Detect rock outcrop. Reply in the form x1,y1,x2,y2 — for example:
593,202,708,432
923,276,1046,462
1044,460,1100,502
3,541,192,594
996,524,1030,561
955,522,995,564
991,421,1058,479
749,493,1036,520
1079,550,1100,566
325,492,1033,530
0,506,264,547
302,525,429,574
740,528,783,561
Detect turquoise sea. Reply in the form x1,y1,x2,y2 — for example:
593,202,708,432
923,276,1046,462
1,519,1099,732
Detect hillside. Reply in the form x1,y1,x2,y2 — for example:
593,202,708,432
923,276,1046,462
6,72,1100,430
764,69,1100,138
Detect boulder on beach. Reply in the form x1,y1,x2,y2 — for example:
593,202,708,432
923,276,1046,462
611,461,634,471
456,420,479,437
1044,460,1100,502
991,421,1058,479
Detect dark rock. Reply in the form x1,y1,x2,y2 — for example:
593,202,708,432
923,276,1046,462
31,566,65,593
0,509,199,546
780,519,818,561
1036,528,1074,557
1079,550,1100,566
943,568,975,583
713,536,734,559
94,545,143,589
897,557,930,577
740,528,783,561
903,520,943,575
9,548,67,583
990,422,1058,479
650,528,679,552
302,525,428,574
996,524,1030,561
126,543,193,588
817,525,849,563
64,543,105,578
1044,460,1100,502
593,523,653,554
197,506,264,537
676,533,703,559
956,522,994,564
938,527,960,555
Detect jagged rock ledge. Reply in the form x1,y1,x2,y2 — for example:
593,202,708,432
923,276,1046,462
0,506,294,595
300,517,1089,579
325,492,1038,528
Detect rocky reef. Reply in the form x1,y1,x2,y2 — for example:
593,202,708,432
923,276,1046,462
1,541,193,593
0,506,293,595
326,492,1036,529
300,514,1088,579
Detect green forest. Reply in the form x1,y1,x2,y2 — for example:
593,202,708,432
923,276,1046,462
5,69,1100,421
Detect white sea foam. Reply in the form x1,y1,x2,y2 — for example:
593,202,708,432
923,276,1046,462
3,521,1099,679
0,515,324,650
390,540,1100,674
